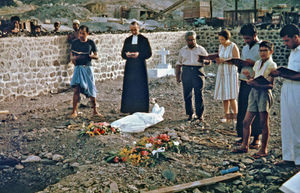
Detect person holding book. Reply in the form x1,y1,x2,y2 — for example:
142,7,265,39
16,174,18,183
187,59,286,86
214,29,239,123
120,21,152,113
233,41,277,158
70,25,101,118
176,31,210,123
234,24,262,149
270,24,300,166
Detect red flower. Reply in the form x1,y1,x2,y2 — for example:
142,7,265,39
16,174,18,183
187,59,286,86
100,129,105,134
141,151,149,156
121,157,127,162
111,127,116,133
113,156,119,163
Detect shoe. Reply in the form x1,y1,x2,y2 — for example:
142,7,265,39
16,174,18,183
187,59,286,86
220,117,227,123
252,152,268,159
187,115,192,121
234,139,243,146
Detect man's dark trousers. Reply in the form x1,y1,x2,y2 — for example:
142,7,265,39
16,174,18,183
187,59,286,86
182,65,205,119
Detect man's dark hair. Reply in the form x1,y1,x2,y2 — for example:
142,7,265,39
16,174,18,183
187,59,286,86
10,16,20,23
130,21,139,26
280,24,299,38
79,25,89,33
240,23,257,36
218,29,231,40
259,40,273,51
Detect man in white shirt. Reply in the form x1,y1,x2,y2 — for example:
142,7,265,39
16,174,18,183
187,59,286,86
270,24,300,166
176,31,210,122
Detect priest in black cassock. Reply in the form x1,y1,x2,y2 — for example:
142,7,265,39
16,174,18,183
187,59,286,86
120,21,152,113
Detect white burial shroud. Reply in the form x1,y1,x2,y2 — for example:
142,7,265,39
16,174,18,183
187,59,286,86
111,103,165,133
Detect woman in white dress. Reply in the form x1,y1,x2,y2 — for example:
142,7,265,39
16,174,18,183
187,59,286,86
214,29,240,122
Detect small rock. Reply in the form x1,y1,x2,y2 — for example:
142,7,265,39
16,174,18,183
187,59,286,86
40,159,56,165
222,161,230,166
238,163,246,169
45,152,53,159
110,181,119,193
241,158,254,164
71,162,80,168
197,169,211,178
233,180,242,185
127,184,138,191
15,164,24,170
261,168,272,175
213,183,227,193
245,175,254,181
265,185,280,193
180,135,189,141
266,176,280,181
193,188,201,193
52,154,64,161
21,155,41,163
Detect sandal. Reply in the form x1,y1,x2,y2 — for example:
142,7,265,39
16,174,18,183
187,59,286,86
232,147,249,154
250,141,261,149
234,139,243,146
252,153,268,159
249,144,260,149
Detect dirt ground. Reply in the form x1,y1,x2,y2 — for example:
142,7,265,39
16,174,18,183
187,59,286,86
0,64,299,193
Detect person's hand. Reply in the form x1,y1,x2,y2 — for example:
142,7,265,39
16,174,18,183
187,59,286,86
131,52,139,58
198,55,204,63
246,79,255,86
71,56,78,65
270,69,280,77
242,70,250,79
176,75,182,83
175,65,182,83
215,58,224,64
126,52,132,58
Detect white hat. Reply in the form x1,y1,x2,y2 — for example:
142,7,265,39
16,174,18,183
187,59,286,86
73,20,80,25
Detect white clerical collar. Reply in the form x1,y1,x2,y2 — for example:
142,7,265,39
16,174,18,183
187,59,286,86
132,35,138,45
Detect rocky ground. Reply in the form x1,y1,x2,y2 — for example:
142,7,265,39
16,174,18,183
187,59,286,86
0,64,299,193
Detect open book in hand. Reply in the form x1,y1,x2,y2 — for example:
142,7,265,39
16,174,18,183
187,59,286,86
252,75,270,85
277,66,299,76
198,53,219,62
239,66,254,81
224,58,247,67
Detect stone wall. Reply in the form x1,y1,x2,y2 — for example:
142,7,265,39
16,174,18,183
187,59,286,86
197,29,290,65
0,29,290,102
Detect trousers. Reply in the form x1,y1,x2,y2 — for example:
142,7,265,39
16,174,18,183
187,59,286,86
182,66,205,118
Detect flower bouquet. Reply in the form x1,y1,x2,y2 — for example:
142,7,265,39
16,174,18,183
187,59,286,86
105,134,181,167
79,122,120,137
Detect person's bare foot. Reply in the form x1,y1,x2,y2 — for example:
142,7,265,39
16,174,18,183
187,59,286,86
69,112,78,119
93,111,104,118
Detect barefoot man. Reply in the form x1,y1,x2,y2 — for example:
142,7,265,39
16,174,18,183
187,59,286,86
70,25,102,118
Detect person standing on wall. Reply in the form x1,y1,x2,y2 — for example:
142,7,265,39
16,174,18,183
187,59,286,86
175,31,210,124
69,25,102,118
67,19,80,43
120,21,152,113
270,24,300,166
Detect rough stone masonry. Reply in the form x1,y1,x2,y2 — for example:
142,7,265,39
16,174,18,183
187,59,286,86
0,29,289,102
